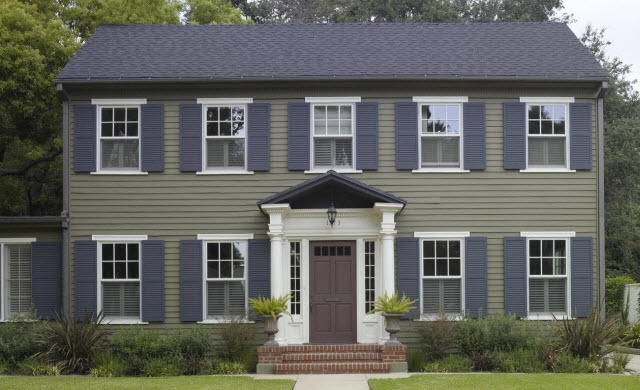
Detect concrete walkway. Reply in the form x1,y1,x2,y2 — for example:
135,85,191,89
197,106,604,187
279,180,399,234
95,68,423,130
626,353,640,376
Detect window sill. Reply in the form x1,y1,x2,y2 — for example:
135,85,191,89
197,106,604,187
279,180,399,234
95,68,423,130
304,168,363,174
102,319,149,325
519,168,576,173
414,314,463,321
90,171,148,175
527,313,571,321
198,319,254,324
196,170,254,175
412,168,470,173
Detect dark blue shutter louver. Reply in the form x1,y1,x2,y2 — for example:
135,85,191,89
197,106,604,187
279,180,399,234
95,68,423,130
465,237,487,318
179,104,202,172
503,102,526,170
248,239,271,300
463,102,486,170
504,237,527,318
247,103,271,172
571,236,593,317
396,237,420,319
141,104,164,172
288,102,310,171
570,103,593,170
141,240,164,322
74,105,97,173
180,240,203,322
74,240,97,320
355,102,379,170
395,102,419,170
31,242,61,319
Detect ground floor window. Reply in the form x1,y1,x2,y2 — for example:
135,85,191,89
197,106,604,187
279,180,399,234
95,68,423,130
205,241,247,318
421,238,463,316
1,243,32,319
99,242,140,320
364,241,376,314
290,242,301,315
527,238,568,316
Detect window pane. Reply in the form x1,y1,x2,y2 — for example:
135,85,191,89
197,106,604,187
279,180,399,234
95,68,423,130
127,107,138,122
433,120,447,133
421,137,459,168
542,240,554,256
423,259,435,276
541,105,553,120
114,108,126,121
102,262,114,279
449,258,461,276
232,107,244,121
554,105,565,120
421,119,432,134
7,245,32,316
326,106,339,119
436,258,448,276
529,240,541,257
206,139,245,169
436,241,448,257
220,243,232,259
207,107,218,121
548,279,566,312
528,120,540,135
446,120,459,134
220,261,232,278
208,243,219,260
102,108,113,121
555,258,566,275
447,105,459,119
530,258,541,275
339,105,351,119
547,138,566,166
207,122,218,136
541,258,554,275
529,137,565,168
233,261,244,278
115,244,127,260
528,138,545,166
430,105,446,119
541,120,553,135
126,122,138,137
207,281,245,318
314,138,352,168
101,123,112,137
554,120,565,135
102,244,114,261
423,241,435,258
528,105,540,120
340,119,352,135
233,242,246,260
128,243,139,260
529,279,545,312
327,119,340,135
220,122,231,136
314,119,325,135
115,262,126,279
103,282,139,318
422,279,461,314
101,139,139,169
449,241,460,258
207,261,219,278
232,121,244,137
555,240,566,257
220,107,231,121
128,261,139,279
114,122,126,137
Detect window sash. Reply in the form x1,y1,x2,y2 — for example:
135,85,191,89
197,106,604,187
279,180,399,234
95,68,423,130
5,245,32,317
364,241,376,314
529,278,567,314
206,280,246,318
526,103,568,168
422,279,462,314
419,104,462,168
313,138,353,168
290,242,301,316
203,105,247,171
102,281,140,318
98,106,140,171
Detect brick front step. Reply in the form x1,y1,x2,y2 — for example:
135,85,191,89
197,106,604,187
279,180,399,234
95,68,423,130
274,362,391,374
283,351,382,362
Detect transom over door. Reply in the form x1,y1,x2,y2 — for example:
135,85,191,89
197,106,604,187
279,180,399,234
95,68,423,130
309,241,357,344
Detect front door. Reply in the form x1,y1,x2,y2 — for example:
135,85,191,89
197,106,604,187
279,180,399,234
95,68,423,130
309,241,357,343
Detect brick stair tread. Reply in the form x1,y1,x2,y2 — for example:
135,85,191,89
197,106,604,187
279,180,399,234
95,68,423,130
280,344,383,353
283,351,382,362
274,362,391,374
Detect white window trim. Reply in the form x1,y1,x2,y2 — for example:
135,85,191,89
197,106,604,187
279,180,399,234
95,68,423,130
522,231,574,320
198,101,253,175
93,235,147,324
413,96,469,103
519,97,574,173
95,103,144,174
308,99,358,172
199,237,250,323
0,238,36,322
417,232,468,321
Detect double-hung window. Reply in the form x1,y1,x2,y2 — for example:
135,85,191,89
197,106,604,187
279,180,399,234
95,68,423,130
205,241,247,318
420,237,464,316
420,104,461,168
0,239,34,320
204,105,246,171
98,104,141,171
96,236,144,322
526,235,570,317
308,98,358,170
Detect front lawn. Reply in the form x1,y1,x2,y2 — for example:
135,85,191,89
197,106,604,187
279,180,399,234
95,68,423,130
369,374,640,390
0,376,295,390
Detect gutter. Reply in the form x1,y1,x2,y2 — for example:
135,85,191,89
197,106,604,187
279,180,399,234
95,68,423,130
597,81,608,318
56,84,71,316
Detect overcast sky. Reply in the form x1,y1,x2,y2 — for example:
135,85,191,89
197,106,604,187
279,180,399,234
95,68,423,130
563,0,639,88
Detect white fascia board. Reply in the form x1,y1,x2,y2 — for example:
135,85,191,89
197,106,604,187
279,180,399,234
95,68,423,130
197,233,254,241
520,231,576,238
519,97,575,103
92,235,148,242
0,237,36,243
305,97,361,103
196,98,253,104
414,232,471,239
91,99,147,105
412,96,468,103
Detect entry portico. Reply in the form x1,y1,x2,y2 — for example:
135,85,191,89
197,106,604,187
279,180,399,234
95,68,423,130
258,171,405,345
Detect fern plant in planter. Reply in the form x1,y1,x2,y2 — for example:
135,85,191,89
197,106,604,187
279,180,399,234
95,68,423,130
368,291,417,345
249,293,293,346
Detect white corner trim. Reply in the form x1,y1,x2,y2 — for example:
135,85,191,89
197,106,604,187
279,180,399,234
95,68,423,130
90,171,148,176
92,235,148,242
196,170,254,175
519,97,575,104
196,98,253,104
412,168,470,173
520,168,576,173
414,232,471,238
91,99,147,105
412,96,468,103
0,237,36,243
305,97,361,103
520,231,576,238
197,233,254,241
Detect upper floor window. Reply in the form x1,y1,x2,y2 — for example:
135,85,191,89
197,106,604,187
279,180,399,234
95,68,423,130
205,241,247,319
204,105,246,171
527,104,567,168
98,240,141,321
312,104,354,169
1,240,34,320
419,103,461,168
99,106,140,171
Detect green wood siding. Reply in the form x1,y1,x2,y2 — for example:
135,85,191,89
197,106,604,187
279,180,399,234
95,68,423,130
66,82,600,323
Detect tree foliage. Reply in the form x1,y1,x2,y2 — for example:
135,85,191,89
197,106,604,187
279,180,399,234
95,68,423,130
186,0,251,25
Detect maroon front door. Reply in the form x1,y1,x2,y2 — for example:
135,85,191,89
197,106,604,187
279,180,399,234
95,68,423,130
309,241,357,343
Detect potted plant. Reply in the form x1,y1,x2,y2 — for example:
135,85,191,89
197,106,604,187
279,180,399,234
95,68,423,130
368,291,417,345
249,293,293,346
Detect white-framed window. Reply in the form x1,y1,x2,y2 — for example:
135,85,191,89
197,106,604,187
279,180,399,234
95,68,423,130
522,232,573,319
0,238,35,321
307,97,360,171
93,99,146,173
289,242,301,316
416,232,468,318
94,235,145,323
203,238,248,319
364,241,376,314
521,97,573,171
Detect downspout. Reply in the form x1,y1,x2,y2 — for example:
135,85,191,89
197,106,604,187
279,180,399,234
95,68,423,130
56,84,70,315
597,81,608,318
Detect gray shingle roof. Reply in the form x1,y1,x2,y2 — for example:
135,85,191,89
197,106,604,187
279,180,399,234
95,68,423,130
56,23,609,83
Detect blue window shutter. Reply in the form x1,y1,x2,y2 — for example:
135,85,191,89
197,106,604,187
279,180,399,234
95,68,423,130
74,104,97,173
504,237,526,318
141,240,165,322
571,237,593,317
247,103,271,172
31,242,61,319
179,104,202,172
503,102,526,170
288,102,310,171
395,102,419,170
356,102,379,170
141,104,164,172
180,240,203,322
463,102,486,170
248,239,271,300
570,103,592,170
397,237,420,319
465,237,487,318
74,240,97,320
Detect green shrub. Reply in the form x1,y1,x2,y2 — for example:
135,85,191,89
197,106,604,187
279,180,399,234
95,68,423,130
554,353,598,373
141,358,182,377
605,276,635,316
174,327,212,375
493,348,547,373
606,353,631,374
216,317,255,362
406,348,425,372
0,358,9,374
417,312,457,362
0,310,47,368
37,312,109,374
624,322,640,348
207,359,248,375
17,357,60,376
422,354,473,372
110,327,175,376
90,353,126,377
